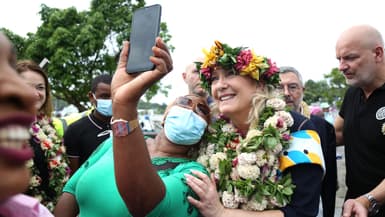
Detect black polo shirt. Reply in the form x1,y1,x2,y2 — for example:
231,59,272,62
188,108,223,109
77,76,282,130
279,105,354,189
64,110,110,167
340,83,385,202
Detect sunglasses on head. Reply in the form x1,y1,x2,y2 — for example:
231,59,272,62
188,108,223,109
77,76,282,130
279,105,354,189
175,96,210,117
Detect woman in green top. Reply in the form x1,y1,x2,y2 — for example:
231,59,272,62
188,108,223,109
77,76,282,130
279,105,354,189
54,38,210,217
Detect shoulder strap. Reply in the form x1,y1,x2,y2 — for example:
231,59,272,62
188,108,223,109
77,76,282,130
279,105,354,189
298,118,309,131
153,161,181,171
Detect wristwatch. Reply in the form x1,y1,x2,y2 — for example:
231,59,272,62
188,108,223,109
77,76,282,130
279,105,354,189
111,118,139,137
364,193,380,216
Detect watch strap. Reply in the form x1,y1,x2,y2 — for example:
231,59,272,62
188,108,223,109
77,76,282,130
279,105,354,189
111,118,139,137
365,193,380,216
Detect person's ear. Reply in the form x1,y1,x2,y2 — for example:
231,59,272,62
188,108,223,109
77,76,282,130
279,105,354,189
374,46,384,62
182,72,187,81
88,91,96,106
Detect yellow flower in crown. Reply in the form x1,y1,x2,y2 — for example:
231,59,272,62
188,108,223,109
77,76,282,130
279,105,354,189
202,40,224,68
197,41,280,92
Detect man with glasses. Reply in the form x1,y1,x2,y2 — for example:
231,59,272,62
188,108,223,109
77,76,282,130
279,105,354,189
64,74,112,175
279,66,337,217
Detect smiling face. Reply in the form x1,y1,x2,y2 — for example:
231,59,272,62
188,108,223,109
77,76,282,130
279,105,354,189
211,67,258,123
0,33,37,201
19,70,47,112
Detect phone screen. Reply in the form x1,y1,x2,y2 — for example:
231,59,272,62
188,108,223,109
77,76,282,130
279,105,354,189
126,4,162,73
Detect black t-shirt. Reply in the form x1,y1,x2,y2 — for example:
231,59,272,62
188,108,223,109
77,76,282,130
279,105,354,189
339,84,385,201
64,111,110,166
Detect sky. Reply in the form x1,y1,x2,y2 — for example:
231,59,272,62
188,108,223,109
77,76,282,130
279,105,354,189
1,0,385,104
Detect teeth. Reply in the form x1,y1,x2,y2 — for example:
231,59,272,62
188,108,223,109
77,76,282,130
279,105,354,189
0,126,31,150
220,95,233,101
0,140,26,149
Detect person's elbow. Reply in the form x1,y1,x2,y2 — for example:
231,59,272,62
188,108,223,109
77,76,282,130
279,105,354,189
334,116,344,146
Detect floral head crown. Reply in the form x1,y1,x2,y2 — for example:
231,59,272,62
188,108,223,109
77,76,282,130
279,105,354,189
197,40,280,92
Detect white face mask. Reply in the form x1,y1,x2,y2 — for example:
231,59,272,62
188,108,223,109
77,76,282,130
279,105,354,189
164,106,207,145
93,94,112,117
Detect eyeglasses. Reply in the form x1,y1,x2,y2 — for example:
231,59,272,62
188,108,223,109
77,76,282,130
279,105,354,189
175,96,210,117
278,83,301,93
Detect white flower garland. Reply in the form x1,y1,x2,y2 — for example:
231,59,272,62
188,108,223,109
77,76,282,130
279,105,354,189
197,98,295,211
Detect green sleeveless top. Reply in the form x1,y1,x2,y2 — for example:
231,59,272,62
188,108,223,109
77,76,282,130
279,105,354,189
63,137,208,217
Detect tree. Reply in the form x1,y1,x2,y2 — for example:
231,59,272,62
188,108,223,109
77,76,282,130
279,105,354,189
324,67,348,108
304,79,329,103
303,68,348,109
12,0,172,111
0,28,28,59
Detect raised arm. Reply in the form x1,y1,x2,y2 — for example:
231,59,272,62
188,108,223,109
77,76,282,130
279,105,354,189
111,38,172,217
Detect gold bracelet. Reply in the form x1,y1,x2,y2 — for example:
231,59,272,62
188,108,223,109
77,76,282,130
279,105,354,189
110,117,139,137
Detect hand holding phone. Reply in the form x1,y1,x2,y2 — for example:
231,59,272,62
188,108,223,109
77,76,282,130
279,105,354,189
126,4,162,73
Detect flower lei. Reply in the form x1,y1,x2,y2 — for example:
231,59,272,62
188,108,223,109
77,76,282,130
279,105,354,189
197,98,296,211
197,40,280,92
26,114,70,211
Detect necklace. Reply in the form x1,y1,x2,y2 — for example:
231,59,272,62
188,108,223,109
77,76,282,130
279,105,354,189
28,114,70,211
88,114,111,137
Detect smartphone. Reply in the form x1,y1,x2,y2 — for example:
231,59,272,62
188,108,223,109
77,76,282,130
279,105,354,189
126,4,162,73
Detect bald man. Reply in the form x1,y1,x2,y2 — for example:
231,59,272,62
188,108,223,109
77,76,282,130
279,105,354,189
335,25,385,217
182,59,208,98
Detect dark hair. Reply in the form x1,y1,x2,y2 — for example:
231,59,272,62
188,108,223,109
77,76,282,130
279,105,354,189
16,60,53,116
91,74,112,93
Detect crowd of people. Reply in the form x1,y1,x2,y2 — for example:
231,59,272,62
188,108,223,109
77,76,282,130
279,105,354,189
1,16,385,217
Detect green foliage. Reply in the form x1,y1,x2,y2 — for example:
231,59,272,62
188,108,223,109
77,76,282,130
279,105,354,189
137,100,166,114
324,68,348,108
303,79,329,103
218,158,232,191
6,0,173,111
0,28,27,58
303,67,348,109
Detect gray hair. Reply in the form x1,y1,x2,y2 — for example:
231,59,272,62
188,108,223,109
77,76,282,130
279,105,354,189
279,66,304,87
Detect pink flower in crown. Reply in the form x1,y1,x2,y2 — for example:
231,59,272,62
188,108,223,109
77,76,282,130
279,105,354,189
201,67,212,80
235,50,253,71
265,59,279,78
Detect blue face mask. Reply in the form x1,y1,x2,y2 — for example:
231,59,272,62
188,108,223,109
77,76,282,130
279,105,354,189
164,106,207,145
93,94,112,116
